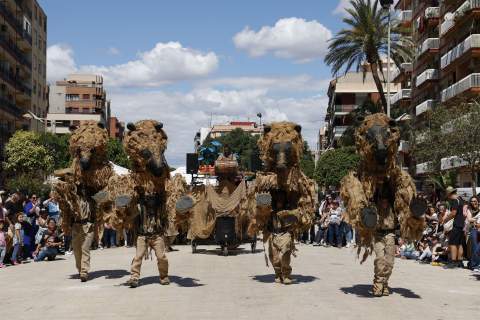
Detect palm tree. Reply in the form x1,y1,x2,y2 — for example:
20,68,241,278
325,0,413,114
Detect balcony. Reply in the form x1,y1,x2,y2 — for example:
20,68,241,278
0,95,22,116
417,38,439,57
441,73,480,102
415,99,436,116
441,34,480,69
440,0,480,37
390,89,411,105
425,7,440,19
333,104,357,116
0,35,32,68
416,162,432,175
396,10,412,23
392,62,413,81
416,69,439,87
333,126,348,138
0,1,32,45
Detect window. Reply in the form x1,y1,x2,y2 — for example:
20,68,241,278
82,94,90,100
66,94,79,101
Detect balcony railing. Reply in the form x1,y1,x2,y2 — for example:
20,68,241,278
417,38,439,57
416,162,432,174
15,0,33,18
0,35,32,68
441,34,480,69
391,62,413,81
390,89,411,105
333,126,348,137
397,10,413,22
415,99,436,116
334,104,357,114
0,95,22,116
441,73,480,102
425,7,440,19
0,1,32,44
416,69,439,87
440,0,480,37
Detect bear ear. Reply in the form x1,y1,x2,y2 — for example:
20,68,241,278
388,119,397,127
97,122,105,129
127,123,136,131
263,125,271,134
69,125,78,132
294,125,302,133
154,122,163,132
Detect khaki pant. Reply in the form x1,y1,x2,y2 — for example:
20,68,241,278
268,232,293,279
130,235,169,281
72,223,94,277
373,233,395,285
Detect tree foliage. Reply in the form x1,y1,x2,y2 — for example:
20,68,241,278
300,141,315,179
39,132,71,170
314,146,360,188
5,173,51,198
415,102,480,194
325,0,413,113
4,131,54,175
107,138,131,169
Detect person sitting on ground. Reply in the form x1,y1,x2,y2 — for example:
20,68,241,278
400,240,419,260
34,218,62,262
417,237,433,263
431,235,448,266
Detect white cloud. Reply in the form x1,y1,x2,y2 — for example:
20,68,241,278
333,0,352,15
47,44,77,83
110,88,327,166
107,47,120,56
47,42,219,87
233,17,332,63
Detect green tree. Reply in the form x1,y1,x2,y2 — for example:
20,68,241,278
39,132,71,170
300,141,315,179
5,173,51,198
325,0,413,113
314,146,360,188
107,138,131,169
415,101,480,195
4,131,54,176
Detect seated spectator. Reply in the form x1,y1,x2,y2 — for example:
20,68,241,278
431,235,449,266
35,211,49,247
34,218,62,262
400,241,419,260
417,237,433,263
314,210,330,246
0,219,6,268
328,201,342,248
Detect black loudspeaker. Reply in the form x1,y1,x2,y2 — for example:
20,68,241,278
249,150,262,172
186,153,199,174
215,217,236,243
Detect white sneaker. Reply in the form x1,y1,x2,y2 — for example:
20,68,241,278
66,251,73,255
346,243,351,248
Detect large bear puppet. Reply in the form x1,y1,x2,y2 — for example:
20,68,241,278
340,113,426,262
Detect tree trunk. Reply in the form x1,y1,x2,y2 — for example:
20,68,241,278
471,165,477,197
370,62,388,114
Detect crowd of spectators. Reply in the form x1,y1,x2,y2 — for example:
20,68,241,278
0,190,128,268
302,187,480,273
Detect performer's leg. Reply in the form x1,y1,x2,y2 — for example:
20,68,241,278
151,236,169,285
382,234,396,295
281,251,293,284
129,236,147,284
80,225,94,281
372,235,387,297
268,237,282,283
71,224,83,274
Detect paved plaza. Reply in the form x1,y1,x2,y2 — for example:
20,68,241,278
1,243,479,320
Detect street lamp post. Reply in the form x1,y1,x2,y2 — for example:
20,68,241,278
22,111,46,133
380,0,394,118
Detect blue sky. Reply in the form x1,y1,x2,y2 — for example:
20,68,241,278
39,0,351,166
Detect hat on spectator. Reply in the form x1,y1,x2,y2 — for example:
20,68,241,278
445,186,457,196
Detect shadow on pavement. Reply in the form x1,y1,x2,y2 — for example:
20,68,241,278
137,275,205,287
340,284,421,299
193,247,263,256
69,269,130,280
251,274,318,284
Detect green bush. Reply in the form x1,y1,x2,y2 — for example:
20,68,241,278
314,146,359,188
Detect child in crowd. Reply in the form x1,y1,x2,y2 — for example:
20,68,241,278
0,220,6,268
12,213,25,265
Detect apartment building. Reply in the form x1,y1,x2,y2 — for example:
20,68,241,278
323,71,399,149
0,0,47,159
108,116,125,140
46,74,109,134
391,0,480,188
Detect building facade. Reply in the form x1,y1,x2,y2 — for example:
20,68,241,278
0,0,47,159
46,74,109,134
108,116,124,140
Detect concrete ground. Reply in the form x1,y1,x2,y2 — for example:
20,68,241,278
1,243,479,320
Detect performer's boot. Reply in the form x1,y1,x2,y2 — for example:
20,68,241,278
160,276,170,285
127,278,138,288
80,273,88,282
371,282,384,297
274,272,283,284
382,283,391,296
282,277,292,285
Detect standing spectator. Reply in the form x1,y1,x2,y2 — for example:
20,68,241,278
466,196,480,271
43,193,60,223
443,187,467,269
4,192,23,227
11,213,25,265
340,208,353,248
34,218,62,262
0,202,6,222
23,195,41,258
0,219,6,268
328,201,342,247
103,223,117,249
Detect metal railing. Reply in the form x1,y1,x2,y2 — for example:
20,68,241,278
425,7,440,18
0,95,22,116
0,1,32,44
441,73,480,102
397,10,412,22
333,126,348,137
390,89,411,105
334,104,357,113
441,34,480,69
0,35,32,68
417,38,439,57
416,69,439,87
440,0,480,37
415,99,436,116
